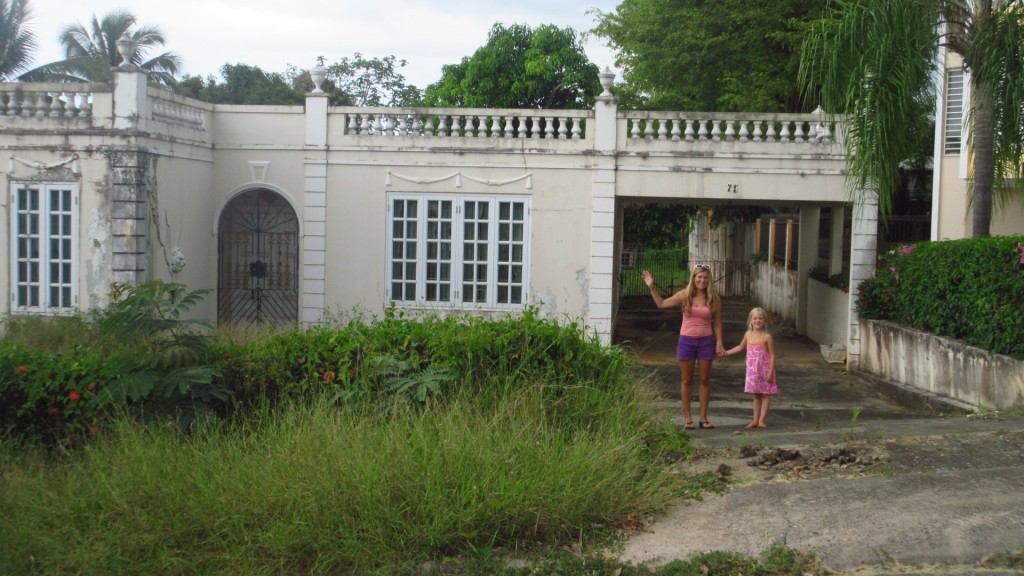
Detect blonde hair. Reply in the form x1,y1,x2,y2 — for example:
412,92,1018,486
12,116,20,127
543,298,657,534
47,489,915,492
680,265,720,312
746,307,768,330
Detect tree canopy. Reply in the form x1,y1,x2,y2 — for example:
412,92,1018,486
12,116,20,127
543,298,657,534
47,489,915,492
20,9,181,86
799,0,1024,235
592,0,829,112
296,54,422,107
175,64,304,105
176,55,421,107
423,23,600,109
0,0,37,81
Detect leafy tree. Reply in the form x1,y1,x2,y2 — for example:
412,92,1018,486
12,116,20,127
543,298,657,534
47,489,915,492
424,23,601,109
20,9,181,86
289,53,422,106
0,0,36,81
176,64,303,105
799,0,1024,235
592,0,829,112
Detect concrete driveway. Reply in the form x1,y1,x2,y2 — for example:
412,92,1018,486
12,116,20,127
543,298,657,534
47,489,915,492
613,296,1024,574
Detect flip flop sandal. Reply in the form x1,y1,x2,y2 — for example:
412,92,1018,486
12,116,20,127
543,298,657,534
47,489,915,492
699,421,715,429
684,422,696,430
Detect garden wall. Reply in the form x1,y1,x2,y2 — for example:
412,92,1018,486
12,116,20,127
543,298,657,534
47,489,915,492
860,319,1024,411
806,278,849,348
749,262,797,325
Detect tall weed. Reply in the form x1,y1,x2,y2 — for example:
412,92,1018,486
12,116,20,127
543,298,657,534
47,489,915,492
1,393,680,574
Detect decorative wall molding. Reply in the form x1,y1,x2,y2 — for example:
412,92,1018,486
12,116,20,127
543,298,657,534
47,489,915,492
9,154,79,174
386,170,532,189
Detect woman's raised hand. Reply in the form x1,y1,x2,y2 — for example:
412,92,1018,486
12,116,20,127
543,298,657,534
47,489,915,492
641,270,654,287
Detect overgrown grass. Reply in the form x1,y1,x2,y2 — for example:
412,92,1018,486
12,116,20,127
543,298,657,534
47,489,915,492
0,287,818,574
1,390,685,575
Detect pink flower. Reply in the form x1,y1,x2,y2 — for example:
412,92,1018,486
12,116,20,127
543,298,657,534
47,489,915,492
898,245,914,255
1016,243,1024,265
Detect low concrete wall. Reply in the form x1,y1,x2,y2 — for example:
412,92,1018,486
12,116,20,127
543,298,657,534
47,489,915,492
807,278,849,347
860,319,1024,411
749,262,797,325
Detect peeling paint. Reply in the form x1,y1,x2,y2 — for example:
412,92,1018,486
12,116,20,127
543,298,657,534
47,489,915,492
87,208,112,307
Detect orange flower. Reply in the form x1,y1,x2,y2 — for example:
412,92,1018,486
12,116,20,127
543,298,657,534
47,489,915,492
323,371,336,383
16,365,28,373
87,384,96,392
69,391,81,401
90,426,99,435
49,407,59,416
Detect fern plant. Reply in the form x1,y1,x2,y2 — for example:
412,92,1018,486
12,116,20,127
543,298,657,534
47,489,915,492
91,281,228,430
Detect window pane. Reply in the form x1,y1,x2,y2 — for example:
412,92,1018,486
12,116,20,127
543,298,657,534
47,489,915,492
393,241,404,258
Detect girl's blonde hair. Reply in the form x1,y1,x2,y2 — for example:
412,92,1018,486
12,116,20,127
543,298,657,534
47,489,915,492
679,264,720,312
746,307,768,330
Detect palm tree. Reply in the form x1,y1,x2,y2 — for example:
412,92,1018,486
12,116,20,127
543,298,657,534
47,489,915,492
799,0,1024,237
0,0,37,80
20,9,181,87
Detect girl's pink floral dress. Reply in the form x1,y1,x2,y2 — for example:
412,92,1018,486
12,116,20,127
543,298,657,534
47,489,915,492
744,334,778,395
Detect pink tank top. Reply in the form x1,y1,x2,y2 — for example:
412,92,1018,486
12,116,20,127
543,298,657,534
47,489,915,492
680,305,713,337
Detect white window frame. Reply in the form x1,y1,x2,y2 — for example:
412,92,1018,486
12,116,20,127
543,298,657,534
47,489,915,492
9,182,79,314
386,193,530,310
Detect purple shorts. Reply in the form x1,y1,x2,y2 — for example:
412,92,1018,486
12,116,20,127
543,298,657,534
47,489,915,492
676,335,716,361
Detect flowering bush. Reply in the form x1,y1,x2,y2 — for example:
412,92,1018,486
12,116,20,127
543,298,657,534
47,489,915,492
855,236,1024,359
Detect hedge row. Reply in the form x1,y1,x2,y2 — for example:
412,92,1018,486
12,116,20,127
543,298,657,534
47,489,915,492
856,235,1024,359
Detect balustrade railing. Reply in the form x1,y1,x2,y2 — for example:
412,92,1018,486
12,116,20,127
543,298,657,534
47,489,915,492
339,108,591,140
0,83,100,119
622,112,839,145
148,88,209,131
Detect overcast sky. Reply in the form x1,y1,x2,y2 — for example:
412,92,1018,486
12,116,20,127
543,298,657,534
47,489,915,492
23,0,622,88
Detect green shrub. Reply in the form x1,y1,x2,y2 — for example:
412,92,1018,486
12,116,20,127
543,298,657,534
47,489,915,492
855,236,1024,358
808,259,849,291
0,282,227,445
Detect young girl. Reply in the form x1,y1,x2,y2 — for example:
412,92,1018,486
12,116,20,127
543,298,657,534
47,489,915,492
724,307,777,428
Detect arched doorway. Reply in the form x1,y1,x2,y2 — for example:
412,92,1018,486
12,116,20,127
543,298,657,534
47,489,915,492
217,189,299,326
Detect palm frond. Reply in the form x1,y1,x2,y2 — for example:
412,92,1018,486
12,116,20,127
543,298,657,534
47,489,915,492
799,0,941,215
970,3,1024,207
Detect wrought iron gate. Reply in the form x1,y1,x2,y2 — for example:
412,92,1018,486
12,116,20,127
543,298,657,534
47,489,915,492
218,189,299,326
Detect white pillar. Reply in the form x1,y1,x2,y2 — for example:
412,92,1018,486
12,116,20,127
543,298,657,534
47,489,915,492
589,72,618,344
797,206,821,335
830,205,845,276
112,67,148,132
847,192,878,369
302,91,329,325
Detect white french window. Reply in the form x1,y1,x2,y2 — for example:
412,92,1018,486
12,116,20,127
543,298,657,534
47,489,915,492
386,193,529,309
9,182,79,313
